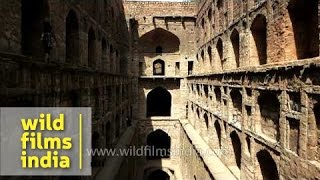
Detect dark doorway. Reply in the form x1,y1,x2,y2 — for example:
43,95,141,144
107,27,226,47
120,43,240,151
257,150,279,180
204,113,209,129
147,129,171,159
148,170,170,180
147,87,171,117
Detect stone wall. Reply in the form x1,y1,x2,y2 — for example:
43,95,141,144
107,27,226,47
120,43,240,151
0,1,133,179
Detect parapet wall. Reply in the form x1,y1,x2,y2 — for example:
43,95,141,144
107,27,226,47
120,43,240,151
124,1,197,18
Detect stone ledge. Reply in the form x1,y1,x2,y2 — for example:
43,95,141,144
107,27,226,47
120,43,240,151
180,120,237,180
95,125,136,180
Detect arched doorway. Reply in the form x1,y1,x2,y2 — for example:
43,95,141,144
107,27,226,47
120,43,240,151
288,0,318,59
21,0,50,57
88,28,96,67
66,9,79,63
148,170,170,180
147,87,171,117
230,29,240,67
214,121,222,148
147,129,171,159
257,150,279,180
251,14,267,65
230,131,242,169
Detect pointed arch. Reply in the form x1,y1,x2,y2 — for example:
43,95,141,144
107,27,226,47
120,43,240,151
230,29,240,67
230,131,242,169
250,14,267,65
287,0,318,59
88,27,96,67
21,0,50,57
257,150,279,180
139,28,180,54
147,129,171,159
66,9,79,63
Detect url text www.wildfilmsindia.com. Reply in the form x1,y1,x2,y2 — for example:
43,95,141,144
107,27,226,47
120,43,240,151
87,146,228,157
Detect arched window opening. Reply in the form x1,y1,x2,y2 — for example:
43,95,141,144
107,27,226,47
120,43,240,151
148,170,170,180
66,10,79,63
215,87,222,103
231,29,240,67
208,46,213,64
102,38,107,54
196,108,200,119
246,136,251,155
217,39,223,68
288,0,318,59
214,121,222,148
251,15,267,65
231,89,242,121
110,44,114,71
101,38,107,68
230,131,242,169
156,46,163,54
153,59,165,75
147,130,171,159
204,113,209,129
201,50,205,63
201,18,205,29
196,85,201,96
204,85,209,98
21,0,50,57
257,150,279,180
88,28,96,67
258,92,280,141
147,87,171,117
208,9,212,22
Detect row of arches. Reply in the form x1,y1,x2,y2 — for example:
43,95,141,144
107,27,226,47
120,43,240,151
65,9,120,70
197,0,318,72
191,104,279,180
190,85,281,141
21,1,121,72
197,15,267,70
